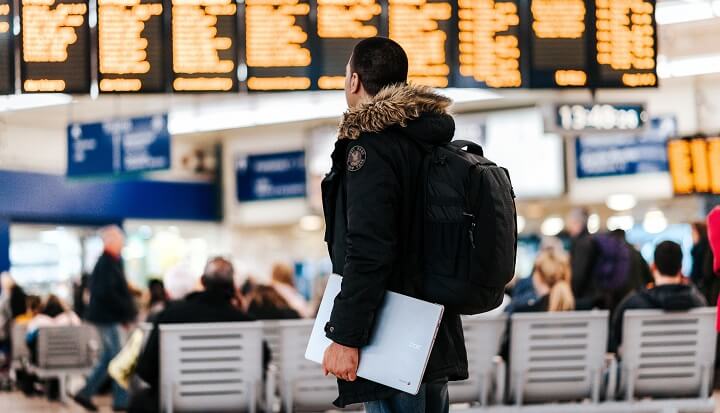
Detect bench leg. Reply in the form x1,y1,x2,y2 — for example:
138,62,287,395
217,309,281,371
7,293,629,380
515,371,525,407
283,379,293,413
58,374,67,404
248,380,257,413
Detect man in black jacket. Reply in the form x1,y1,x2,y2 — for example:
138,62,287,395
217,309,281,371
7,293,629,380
74,226,137,412
129,257,256,413
320,37,467,412
609,241,707,353
567,207,598,310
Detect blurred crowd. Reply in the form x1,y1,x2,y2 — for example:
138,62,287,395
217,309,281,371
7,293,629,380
0,205,717,411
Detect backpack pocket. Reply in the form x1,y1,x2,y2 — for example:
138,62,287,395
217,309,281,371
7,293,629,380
423,195,472,282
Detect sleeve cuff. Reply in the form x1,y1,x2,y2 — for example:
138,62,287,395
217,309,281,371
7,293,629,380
324,322,369,348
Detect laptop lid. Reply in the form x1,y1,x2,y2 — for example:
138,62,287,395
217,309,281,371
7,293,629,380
305,274,444,395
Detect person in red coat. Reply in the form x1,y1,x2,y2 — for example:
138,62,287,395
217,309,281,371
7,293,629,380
707,206,720,328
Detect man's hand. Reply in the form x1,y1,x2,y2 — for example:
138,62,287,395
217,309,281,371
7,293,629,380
322,342,359,382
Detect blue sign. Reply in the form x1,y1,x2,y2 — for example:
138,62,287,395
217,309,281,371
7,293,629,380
67,114,171,177
575,117,676,179
235,151,306,202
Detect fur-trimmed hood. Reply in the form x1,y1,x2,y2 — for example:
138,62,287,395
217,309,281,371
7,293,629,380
338,83,454,141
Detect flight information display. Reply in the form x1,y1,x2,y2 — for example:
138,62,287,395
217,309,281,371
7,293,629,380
0,0,660,93
455,0,524,88
245,0,312,91
98,0,165,93
529,0,589,87
668,137,720,195
0,0,12,94
594,0,657,87
20,0,91,93
315,0,383,90
389,0,452,88
171,0,237,92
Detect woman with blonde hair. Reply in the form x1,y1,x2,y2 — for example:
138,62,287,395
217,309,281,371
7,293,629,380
501,249,575,358
270,262,313,318
530,249,575,312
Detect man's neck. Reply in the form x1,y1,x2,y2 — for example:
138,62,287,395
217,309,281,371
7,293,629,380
104,249,121,260
654,275,683,286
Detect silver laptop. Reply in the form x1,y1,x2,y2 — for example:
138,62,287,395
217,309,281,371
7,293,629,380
305,274,444,395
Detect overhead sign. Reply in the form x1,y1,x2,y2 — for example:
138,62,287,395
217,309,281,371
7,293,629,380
97,0,165,93
67,114,171,177
3,0,659,93
20,0,91,93
575,117,674,179
556,103,647,132
235,151,306,202
668,136,720,195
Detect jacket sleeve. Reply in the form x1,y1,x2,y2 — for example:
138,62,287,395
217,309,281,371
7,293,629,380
325,135,400,348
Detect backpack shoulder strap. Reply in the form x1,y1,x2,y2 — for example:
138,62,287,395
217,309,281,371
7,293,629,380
449,140,484,156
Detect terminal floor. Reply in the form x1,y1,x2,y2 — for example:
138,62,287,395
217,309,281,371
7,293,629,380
0,392,719,413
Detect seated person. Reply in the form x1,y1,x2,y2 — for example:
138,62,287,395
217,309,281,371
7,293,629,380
26,294,81,362
271,263,313,318
14,295,41,325
247,285,301,320
22,295,80,398
501,249,575,358
609,240,707,354
130,257,257,413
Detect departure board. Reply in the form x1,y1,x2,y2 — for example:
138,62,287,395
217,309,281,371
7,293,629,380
98,0,165,93
667,137,720,195
315,0,383,90
529,0,589,87
389,0,452,88
0,0,12,94
20,0,91,93
245,0,312,91
594,0,657,87
171,0,237,92
455,0,524,88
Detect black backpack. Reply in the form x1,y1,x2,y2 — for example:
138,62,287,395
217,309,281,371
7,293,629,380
419,140,517,315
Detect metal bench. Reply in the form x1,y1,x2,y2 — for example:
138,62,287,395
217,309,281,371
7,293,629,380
449,314,507,406
276,319,345,412
508,310,610,405
159,322,264,413
30,324,94,403
619,307,717,402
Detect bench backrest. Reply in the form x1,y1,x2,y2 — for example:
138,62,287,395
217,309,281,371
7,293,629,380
277,319,339,411
449,314,507,404
36,325,93,369
509,311,609,404
621,307,717,399
160,322,263,412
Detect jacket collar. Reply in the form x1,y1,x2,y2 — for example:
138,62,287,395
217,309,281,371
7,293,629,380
337,83,452,140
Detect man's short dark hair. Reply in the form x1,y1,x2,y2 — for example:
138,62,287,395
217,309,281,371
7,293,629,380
202,257,236,299
350,37,408,96
654,241,683,277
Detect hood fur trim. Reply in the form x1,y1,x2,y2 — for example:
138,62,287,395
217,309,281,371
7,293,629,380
338,83,452,140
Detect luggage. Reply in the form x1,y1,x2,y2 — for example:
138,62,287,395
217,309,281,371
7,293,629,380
420,140,517,314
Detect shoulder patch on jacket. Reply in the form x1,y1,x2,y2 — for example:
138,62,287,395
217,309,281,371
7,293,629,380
347,145,366,172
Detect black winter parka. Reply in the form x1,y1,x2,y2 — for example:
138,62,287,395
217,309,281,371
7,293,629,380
321,84,469,407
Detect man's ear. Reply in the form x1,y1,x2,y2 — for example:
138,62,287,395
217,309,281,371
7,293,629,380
350,73,361,94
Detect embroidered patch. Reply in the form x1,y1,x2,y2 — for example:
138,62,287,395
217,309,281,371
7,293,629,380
347,145,367,172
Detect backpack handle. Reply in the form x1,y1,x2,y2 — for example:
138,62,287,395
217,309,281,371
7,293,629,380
450,140,484,156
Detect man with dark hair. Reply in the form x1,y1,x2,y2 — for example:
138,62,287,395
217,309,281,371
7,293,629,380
129,257,255,413
320,37,466,412
609,241,706,353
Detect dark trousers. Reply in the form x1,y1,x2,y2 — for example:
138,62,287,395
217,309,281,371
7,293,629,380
364,379,449,413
